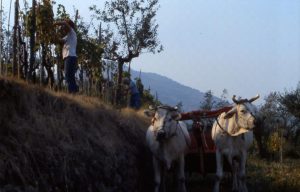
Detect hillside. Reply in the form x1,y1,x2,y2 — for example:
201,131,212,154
131,70,206,111
0,78,153,192
1,78,299,192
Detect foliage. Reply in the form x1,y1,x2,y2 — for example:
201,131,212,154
24,0,57,45
267,130,285,153
141,87,161,108
135,76,144,97
280,83,300,119
259,92,283,131
200,89,230,110
76,20,104,69
255,91,300,159
90,0,163,59
176,101,183,112
200,90,215,110
55,3,70,19
215,88,230,108
90,0,163,104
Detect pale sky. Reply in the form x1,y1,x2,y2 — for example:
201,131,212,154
2,0,300,103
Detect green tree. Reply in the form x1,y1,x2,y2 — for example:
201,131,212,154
256,92,281,158
280,83,300,119
141,87,161,108
257,92,298,159
215,88,230,108
28,0,36,82
75,17,104,96
280,83,300,145
200,90,215,110
176,101,183,112
135,76,144,98
90,0,163,106
24,0,57,85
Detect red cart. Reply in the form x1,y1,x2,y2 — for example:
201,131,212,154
181,106,232,175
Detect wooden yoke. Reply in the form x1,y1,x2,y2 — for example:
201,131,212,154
180,106,233,121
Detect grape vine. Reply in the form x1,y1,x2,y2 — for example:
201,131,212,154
24,0,58,45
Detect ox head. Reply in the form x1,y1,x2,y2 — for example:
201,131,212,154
144,105,181,142
224,95,260,135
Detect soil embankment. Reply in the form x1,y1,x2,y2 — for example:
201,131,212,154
0,78,153,192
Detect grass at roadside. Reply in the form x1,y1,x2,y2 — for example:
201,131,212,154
247,156,300,192
184,155,300,192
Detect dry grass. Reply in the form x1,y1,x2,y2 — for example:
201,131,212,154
183,155,300,192
0,77,154,192
247,156,300,192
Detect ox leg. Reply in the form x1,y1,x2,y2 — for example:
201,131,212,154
176,155,186,192
161,165,166,192
224,155,238,192
213,150,224,192
238,151,248,192
232,159,239,192
153,157,162,192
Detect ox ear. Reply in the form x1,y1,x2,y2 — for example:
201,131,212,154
171,111,182,121
144,110,155,118
224,107,237,119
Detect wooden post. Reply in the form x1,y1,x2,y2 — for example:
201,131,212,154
6,0,13,76
115,60,123,106
12,0,19,76
28,0,36,82
0,0,2,75
280,127,283,164
98,23,102,96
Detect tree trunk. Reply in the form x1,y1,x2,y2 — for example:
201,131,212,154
45,65,54,89
18,25,26,79
56,46,63,90
12,0,19,76
254,118,269,159
279,128,283,163
115,61,124,106
28,0,36,82
0,0,3,75
40,43,46,86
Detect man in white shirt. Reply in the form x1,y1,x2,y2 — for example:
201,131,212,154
54,19,78,93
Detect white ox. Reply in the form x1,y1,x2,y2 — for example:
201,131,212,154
145,105,191,192
211,95,259,192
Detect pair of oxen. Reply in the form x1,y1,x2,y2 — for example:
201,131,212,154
144,95,260,192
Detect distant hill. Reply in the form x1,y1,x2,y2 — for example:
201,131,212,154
131,69,206,111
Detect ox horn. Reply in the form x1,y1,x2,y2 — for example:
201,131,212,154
232,95,239,104
248,94,260,103
149,105,157,111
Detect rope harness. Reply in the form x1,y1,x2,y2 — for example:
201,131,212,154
214,105,252,139
151,109,191,147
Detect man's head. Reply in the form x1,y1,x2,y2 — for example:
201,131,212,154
66,19,75,30
123,77,130,85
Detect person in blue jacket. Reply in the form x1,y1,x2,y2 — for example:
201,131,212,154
123,77,141,109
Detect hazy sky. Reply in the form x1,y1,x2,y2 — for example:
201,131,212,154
3,0,300,103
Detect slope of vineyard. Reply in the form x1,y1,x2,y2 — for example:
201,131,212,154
0,78,153,192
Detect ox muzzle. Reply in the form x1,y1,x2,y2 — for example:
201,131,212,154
156,129,166,142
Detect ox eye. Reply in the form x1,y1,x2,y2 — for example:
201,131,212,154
240,110,246,113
